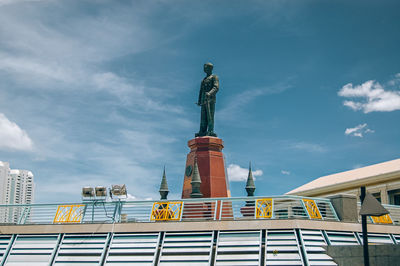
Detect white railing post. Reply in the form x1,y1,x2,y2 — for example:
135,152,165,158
213,200,218,220
179,202,184,221
219,200,224,220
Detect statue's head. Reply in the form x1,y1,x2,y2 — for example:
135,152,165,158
204,62,213,75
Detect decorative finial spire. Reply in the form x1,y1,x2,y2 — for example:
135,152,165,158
245,162,255,197
190,158,203,198
159,166,169,200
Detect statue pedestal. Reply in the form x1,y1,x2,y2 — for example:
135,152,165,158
182,136,230,198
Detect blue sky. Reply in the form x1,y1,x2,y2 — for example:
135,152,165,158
0,0,399,203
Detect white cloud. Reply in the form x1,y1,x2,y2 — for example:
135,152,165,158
338,77,400,113
126,193,136,200
345,123,366,135
0,0,44,6
345,123,374,138
227,164,263,182
289,142,326,153
0,1,189,110
281,170,290,175
91,72,141,103
0,113,33,151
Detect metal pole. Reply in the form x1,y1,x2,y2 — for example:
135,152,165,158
360,186,369,266
92,202,95,223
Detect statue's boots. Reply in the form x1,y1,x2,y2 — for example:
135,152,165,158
195,132,207,137
207,131,217,137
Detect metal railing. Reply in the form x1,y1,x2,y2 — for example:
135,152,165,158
357,203,400,225
0,196,339,225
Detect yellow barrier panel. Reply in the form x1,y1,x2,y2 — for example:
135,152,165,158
151,202,182,221
371,214,393,224
53,204,85,223
256,198,273,218
302,199,322,219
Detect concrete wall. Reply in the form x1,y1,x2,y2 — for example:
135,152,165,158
325,245,400,266
1,219,399,235
328,194,359,222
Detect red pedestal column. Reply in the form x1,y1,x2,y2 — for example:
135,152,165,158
182,136,230,199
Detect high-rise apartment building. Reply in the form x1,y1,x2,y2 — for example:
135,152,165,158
0,161,34,223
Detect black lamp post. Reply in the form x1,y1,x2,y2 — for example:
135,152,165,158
360,187,369,266
359,186,390,266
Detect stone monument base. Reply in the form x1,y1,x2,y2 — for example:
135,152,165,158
182,136,230,198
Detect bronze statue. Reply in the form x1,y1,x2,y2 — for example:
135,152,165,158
196,62,219,137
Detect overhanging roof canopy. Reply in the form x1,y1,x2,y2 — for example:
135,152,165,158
286,158,400,196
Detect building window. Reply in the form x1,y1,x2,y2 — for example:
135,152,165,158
388,189,400,205
372,192,381,203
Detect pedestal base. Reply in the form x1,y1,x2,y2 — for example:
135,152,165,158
182,136,230,198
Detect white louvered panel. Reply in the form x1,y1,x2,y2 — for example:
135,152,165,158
215,231,261,266
393,234,400,244
161,255,211,261
161,236,211,242
162,247,211,253
305,246,326,252
265,229,303,266
54,233,108,265
11,243,57,249
266,253,301,260
58,249,104,254
110,243,156,248
308,262,337,266
217,246,261,252
216,262,261,266
4,234,58,266
0,235,12,261
54,263,100,266
158,263,207,266
299,229,337,266
56,256,100,261
303,235,326,241
159,231,213,266
61,238,105,243
163,242,210,247
111,235,157,242
266,240,297,245
4,255,53,266
107,255,157,262
218,236,259,242
59,243,105,248
217,240,260,245
325,231,359,245
357,233,394,244
217,254,260,260
268,234,298,240
267,262,304,265
266,246,299,252
108,248,155,253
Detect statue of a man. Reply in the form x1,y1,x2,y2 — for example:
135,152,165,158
196,62,219,137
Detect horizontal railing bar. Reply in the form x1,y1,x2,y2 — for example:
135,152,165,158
0,195,333,208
